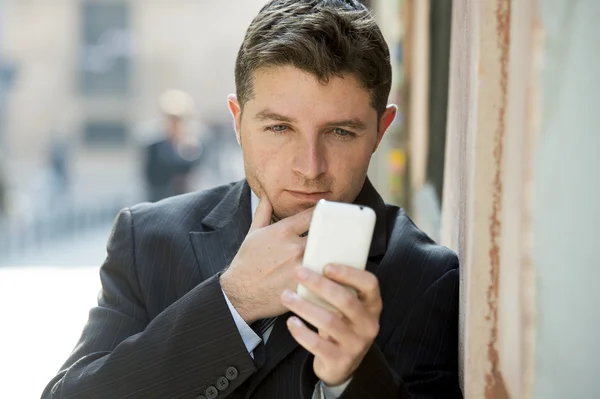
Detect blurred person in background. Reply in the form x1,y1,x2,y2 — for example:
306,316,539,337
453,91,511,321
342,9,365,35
43,1,461,399
144,89,203,202
47,132,71,208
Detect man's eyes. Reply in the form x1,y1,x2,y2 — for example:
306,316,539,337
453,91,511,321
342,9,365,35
266,124,289,133
332,128,354,138
264,125,356,139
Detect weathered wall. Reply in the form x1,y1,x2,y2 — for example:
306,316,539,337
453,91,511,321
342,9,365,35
442,0,512,396
444,0,600,397
532,0,600,397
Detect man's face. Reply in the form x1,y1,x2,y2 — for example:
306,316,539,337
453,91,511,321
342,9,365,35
228,66,396,220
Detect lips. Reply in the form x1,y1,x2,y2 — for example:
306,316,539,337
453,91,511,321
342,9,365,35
286,190,330,201
288,191,328,195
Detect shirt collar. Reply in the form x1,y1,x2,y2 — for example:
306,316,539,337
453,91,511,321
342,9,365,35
250,190,259,221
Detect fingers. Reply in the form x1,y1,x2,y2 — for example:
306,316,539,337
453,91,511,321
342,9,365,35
286,316,340,360
280,206,315,235
324,264,382,308
293,267,372,327
249,194,314,236
281,289,358,347
249,193,273,232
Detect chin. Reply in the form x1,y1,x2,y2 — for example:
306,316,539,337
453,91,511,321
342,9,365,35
273,201,316,220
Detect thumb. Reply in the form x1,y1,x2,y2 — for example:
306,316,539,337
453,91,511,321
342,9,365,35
249,193,273,232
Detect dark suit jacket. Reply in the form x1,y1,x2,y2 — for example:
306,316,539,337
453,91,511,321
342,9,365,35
42,179,461,399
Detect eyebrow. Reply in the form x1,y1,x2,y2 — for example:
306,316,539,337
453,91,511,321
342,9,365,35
255,109,368,131
255,110,297,124
321,119,368,131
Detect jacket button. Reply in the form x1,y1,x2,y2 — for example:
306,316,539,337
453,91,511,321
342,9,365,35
225,366,239,380
205,385,218,399
216,376,230,391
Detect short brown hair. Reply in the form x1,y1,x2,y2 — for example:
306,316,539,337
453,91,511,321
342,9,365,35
235,0,392,117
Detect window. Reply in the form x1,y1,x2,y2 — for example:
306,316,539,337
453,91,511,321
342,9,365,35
80,2,131,97
83,121,128,146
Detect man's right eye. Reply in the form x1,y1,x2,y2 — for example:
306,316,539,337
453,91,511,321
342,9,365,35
266,125,289,133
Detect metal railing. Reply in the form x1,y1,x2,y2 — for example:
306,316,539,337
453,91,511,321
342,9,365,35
0,196,134,265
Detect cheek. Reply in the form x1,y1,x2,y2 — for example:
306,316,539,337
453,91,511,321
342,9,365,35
248,144,282,175
327,145,373,195
242,139,288,186
329,143,372,172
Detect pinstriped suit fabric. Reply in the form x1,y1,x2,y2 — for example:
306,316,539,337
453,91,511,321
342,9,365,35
42,179,462,399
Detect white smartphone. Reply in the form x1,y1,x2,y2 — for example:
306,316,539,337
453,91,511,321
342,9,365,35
297,199,376,312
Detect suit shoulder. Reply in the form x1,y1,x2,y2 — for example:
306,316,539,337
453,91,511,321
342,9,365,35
385,206,459,277
127,182,237,229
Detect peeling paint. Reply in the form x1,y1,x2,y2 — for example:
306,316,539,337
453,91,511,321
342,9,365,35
485,0,511,398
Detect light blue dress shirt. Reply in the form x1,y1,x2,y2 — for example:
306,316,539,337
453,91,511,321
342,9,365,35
219,191,350,398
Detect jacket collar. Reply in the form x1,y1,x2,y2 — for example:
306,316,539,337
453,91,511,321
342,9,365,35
194,177,388,257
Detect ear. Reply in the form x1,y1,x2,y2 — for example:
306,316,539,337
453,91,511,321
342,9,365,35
374,104,398,152
227,94,242,145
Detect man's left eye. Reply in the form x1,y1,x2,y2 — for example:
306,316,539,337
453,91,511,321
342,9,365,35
333,128,352,137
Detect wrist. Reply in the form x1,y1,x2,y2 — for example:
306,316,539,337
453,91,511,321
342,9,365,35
220,271,256,324
321,377,352,398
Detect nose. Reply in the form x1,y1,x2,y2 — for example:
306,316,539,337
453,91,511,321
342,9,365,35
292,136,326,180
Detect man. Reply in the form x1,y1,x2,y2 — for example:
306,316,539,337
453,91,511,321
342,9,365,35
42,1,461,398
144,89,202,202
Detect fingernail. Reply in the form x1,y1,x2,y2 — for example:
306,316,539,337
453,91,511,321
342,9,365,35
296,267,310,281
324,264,338,275
282,289,296,302
288,316,303,328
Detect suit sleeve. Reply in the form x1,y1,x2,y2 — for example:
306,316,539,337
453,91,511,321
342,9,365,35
340,265,462,399
41,208,257,399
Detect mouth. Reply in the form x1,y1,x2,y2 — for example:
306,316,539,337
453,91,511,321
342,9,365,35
285,190,330,201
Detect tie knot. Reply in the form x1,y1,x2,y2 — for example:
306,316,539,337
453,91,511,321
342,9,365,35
252,317,277,337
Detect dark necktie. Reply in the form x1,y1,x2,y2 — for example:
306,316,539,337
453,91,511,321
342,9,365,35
250,317,277,367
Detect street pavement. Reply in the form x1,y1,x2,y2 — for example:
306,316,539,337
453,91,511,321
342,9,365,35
0,226,111,399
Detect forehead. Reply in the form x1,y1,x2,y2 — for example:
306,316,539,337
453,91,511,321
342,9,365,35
245,66,376,122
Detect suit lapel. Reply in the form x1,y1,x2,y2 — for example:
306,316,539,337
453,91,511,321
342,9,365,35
189,180,252,280
352,177,388,258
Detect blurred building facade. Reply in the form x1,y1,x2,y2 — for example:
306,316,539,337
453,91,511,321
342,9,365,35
0,0,264,214
0,0,267,261
369,0,452,242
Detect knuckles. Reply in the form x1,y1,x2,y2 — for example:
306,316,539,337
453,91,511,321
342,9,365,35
339,290,357,309
364,274,380,294
322,311,341,330
293,242,305,257
365,320,380,339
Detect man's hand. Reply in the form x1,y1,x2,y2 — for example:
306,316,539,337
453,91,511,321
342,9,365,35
220,194,314,324
280,264,383,386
